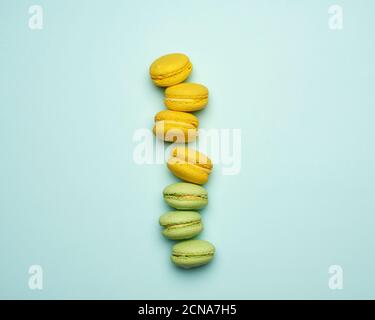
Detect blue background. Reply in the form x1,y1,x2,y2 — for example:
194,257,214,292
1,0,374,299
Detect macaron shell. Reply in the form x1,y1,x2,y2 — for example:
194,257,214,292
154,110,199,126
172,239,215,256
163,182,208,197
155,65,191,87
171,254,213,268
153,123,198,143
164,197,208,210
153,110,199,142
167,147,212,185
166,83,208,97
172,147,213,170
165,97,208,112
150,53,190,77
165,83,208,112
167,160,209,185
149,53,192,87
171,240,215,268
159,211,201,226
162,222,203,240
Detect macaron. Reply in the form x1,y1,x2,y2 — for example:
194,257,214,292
171,240,215,268
149,53,192,87
167,147,213,185
159,211,203,240
153,110,198,143
164,83,208,112
163,182,208,210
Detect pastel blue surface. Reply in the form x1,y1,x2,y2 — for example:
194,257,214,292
1,0,374,299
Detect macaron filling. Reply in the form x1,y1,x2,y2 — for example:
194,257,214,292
165,97,207,102
156,120,197,129
170,147,213,169
168,158,212,173
172,252,214,258
164,194,207,201
151,61,192,80
171,252,214,267
162,221,203,240
164,220,201,229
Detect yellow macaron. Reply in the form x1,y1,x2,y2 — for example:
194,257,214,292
167,147,213,185
150,53,192,87
164,83,209,112
153,110,198,143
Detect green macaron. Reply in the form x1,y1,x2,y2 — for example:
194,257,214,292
159,211,203,240
163,182,208,210
171,239,215,268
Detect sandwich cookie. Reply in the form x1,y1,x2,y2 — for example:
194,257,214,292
167,147,212,185
165,83,208,112
150,53,192,87
171,239,215,268
159,211,203,240
163,182,208,210
153,110,198,143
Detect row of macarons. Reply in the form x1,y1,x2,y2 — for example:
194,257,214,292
161,182,214,268
150,53,208,143
149,53,215,268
